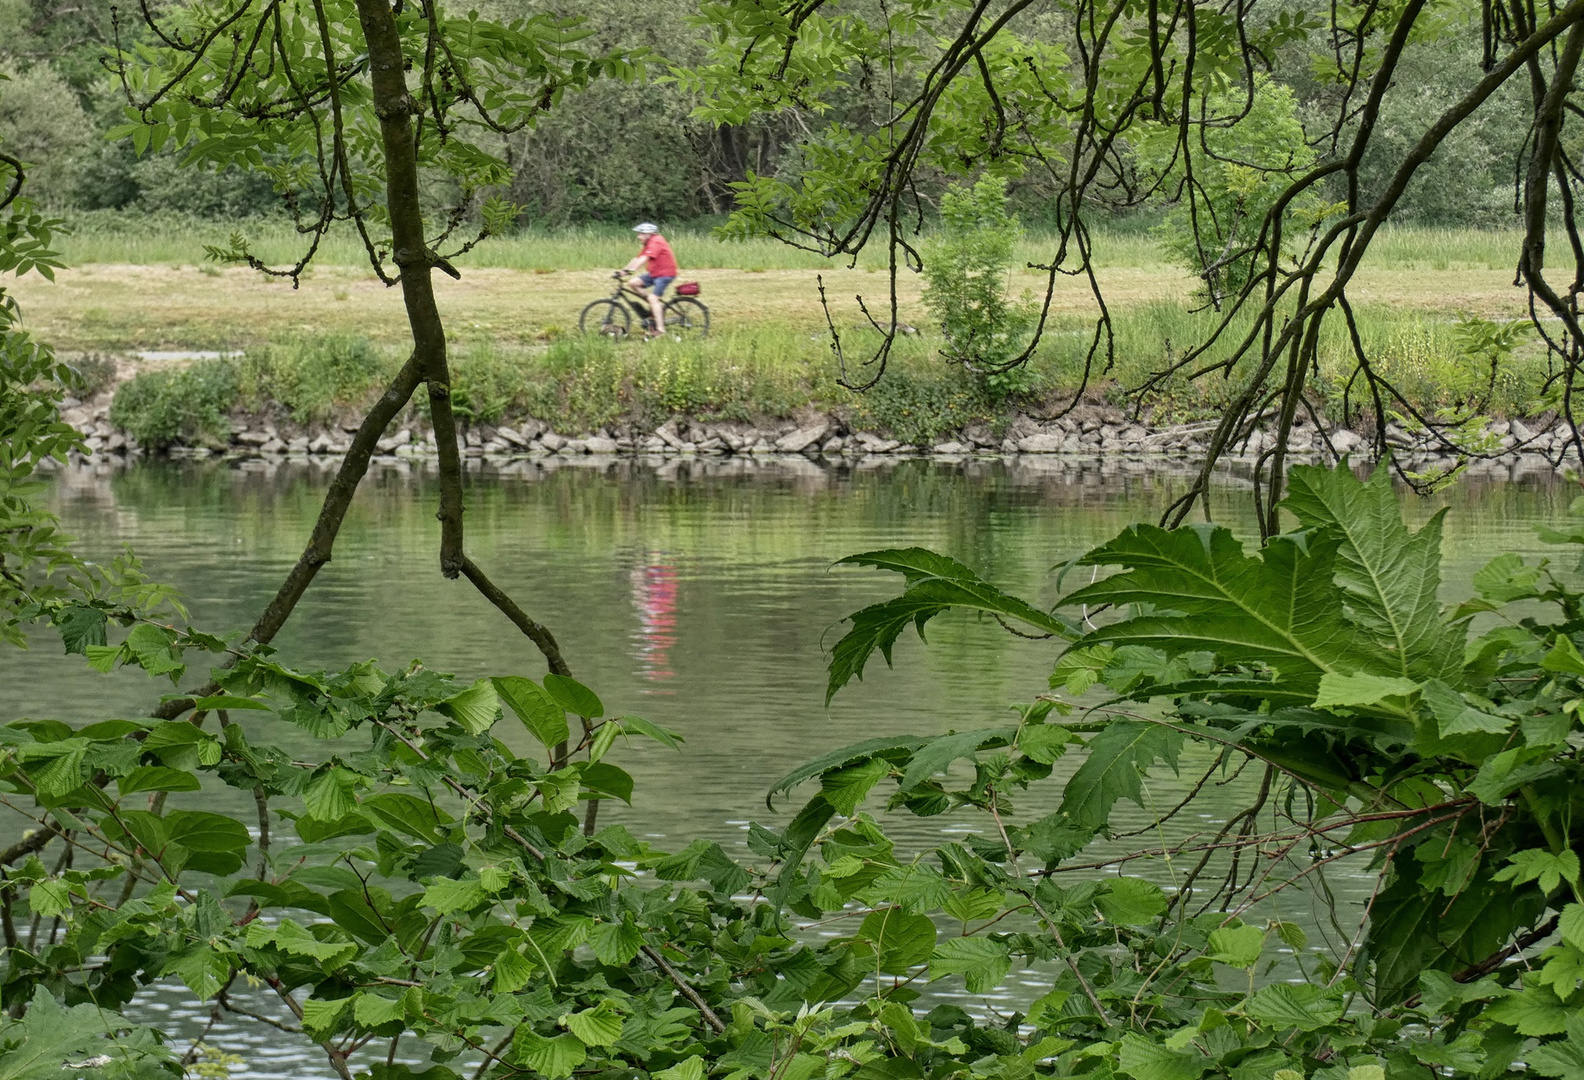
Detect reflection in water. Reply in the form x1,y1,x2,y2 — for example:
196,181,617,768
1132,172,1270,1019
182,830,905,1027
2,452,1571,1077
631,556,680,689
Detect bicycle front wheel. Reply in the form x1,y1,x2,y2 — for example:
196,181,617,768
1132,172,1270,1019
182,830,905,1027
580,299,632,339
665,298,710,338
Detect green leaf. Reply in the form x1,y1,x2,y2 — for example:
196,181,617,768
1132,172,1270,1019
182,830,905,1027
124,623,185,680
1526,1014,1584,1078
1473,552,1543,603
1283,461,1462,680
422,877,488,915
1065,523,1362,697
303,767,359,821
299,996,352,1040
1312,671,1420,709
165,810,250,852
116,766,202,795
28,879,70,918
494,676,569,750
820,757,889,815
1059,721,1183,830
54,604,106,656
1018,723,1074,765
1468,747,1559,805
767,736,927,808
362,792,450,845
1420,680,1511,737
436,679,499,735
589,916,644,965
928,936,1010,993
655,1057,706,1080
246,920,357,967
579,762,634,804
827,548,1073,702
189,695,273,712
1206,924,1264,967
1494,849,1581,895
900,728,1012,792
612,715,683,748
1242,984,1344,1031
353,992,405,1028
1096,877,1166,925
1485,985,1573,1035
513,1031,586,1079
857,910,936,974
543,674,603,718
1561,903,1584,949
1116,1033,1209,1080
492,947,535,993
1542,634,1584,676
0,987,142,1080
561,1003,622,1047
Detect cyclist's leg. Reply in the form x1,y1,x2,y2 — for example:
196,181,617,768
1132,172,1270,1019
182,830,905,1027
646,276,674,334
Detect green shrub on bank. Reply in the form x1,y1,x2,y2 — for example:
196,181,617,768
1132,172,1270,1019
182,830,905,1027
848,364,1001,445
108,359,237,448
235,334,389,422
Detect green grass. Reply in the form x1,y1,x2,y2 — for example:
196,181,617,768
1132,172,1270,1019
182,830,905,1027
63,210,1532,274
1030,298,1548,422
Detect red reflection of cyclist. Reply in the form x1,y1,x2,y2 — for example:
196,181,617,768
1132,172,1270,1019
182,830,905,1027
631,558,678,690
622,223,678,338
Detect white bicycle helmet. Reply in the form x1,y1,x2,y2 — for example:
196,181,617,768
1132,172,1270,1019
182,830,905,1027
633,222,659,234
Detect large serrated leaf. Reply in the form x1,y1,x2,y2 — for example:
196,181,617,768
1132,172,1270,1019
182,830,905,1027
826,548,1074,702
1283,462,1462,681
1058,721,1182,830
1065,523,1368,697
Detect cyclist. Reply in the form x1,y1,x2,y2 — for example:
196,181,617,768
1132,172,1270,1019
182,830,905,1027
621,222,678,338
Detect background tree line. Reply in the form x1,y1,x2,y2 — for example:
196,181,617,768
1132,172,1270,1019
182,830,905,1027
0,0,1534,229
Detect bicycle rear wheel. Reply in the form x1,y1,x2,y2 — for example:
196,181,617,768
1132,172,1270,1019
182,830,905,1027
580,299,632,338
665,298,710,338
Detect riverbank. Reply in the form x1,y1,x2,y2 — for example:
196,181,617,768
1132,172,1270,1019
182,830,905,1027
52,376,1573,487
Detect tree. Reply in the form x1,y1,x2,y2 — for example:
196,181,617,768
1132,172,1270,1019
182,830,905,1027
695,0,1584,532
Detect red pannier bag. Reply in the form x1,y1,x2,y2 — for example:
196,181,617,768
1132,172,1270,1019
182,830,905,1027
676,281,701,295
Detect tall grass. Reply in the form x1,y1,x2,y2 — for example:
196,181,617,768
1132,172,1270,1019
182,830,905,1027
1030,299,1548,421
59,209,1540,273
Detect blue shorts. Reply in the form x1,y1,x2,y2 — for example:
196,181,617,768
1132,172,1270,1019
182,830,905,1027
640,274,674,296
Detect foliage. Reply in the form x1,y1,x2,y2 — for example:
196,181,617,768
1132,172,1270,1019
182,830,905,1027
841,363,997,447
108,361,237,450
1138,76,1321,305
235,335,390,424
920,178,1036,398
819,460,1584,1070
0,63,91,201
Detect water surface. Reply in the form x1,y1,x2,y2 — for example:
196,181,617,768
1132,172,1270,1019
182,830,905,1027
2,455,1570,1075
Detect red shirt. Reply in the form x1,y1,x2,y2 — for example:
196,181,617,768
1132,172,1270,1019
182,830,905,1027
640,235,678,278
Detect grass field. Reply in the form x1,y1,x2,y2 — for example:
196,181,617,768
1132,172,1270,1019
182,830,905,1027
12,214,1555,437
15,218,1536,352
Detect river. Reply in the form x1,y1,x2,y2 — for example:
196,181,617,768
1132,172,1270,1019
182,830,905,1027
1,453,1571,1076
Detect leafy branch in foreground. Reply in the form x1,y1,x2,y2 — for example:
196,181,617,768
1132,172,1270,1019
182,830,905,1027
813,460,1584,1072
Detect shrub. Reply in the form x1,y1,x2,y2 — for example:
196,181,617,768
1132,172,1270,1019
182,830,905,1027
67,353,118,398
449,340,530,424
109,359,237,449
235,334,389,422
921,176,1035,399
848,363,993,445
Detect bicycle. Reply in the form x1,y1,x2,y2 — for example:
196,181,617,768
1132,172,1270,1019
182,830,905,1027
579,272,710,339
